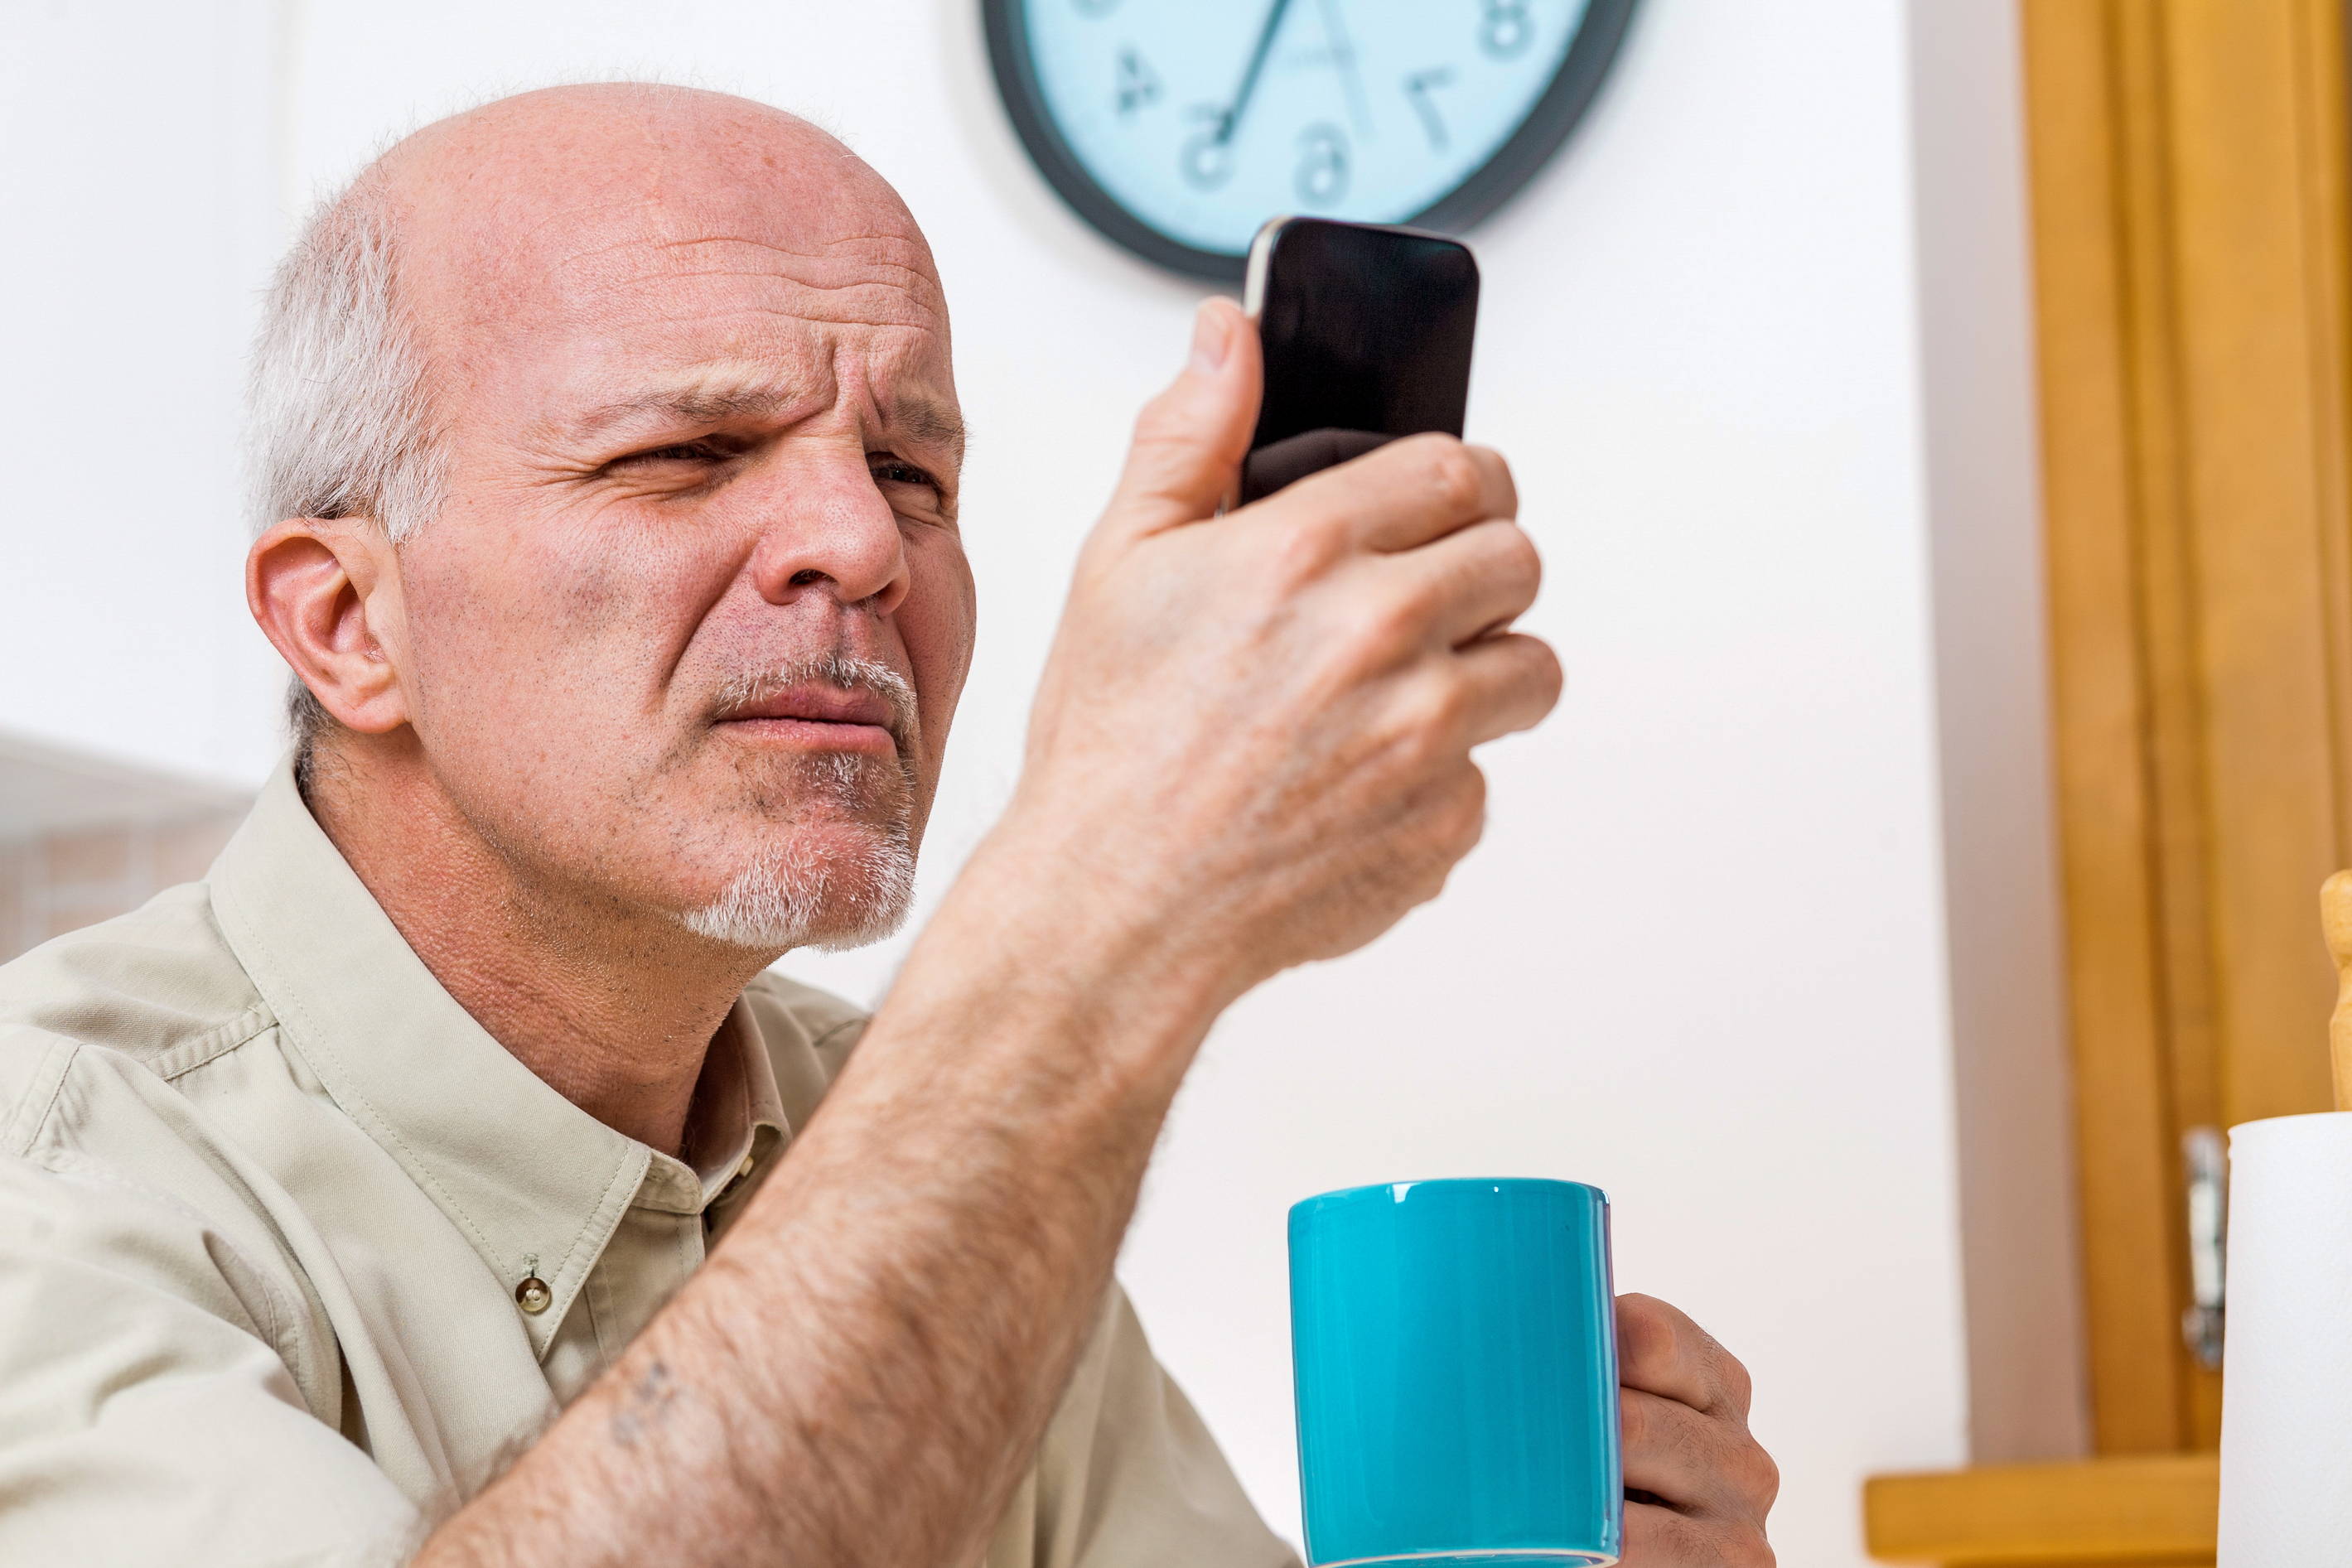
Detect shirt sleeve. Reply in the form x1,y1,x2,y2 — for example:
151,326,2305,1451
0,1149,423,1568
1020,1282,1303,1568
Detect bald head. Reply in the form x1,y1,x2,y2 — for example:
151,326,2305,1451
253,84,949,530
248,82,975,953
376,85,946,412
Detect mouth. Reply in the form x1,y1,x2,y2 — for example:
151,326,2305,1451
716,684,901,755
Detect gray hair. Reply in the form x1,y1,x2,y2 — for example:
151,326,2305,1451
245,172,447,760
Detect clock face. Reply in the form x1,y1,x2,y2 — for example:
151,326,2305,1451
984,0,1637,279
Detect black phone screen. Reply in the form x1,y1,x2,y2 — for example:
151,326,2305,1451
1241,220,1480,505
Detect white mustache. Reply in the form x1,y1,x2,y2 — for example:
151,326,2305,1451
710,655,919,745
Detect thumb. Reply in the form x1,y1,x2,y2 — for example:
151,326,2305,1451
1101,297,1262,539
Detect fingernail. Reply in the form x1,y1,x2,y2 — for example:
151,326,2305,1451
1189,299,1231,373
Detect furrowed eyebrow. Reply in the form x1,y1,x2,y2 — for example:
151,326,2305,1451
548,370,965,466
887,396,968,465
560,380,802,444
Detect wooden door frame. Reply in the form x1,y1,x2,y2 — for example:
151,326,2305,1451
2026,0,2352,1455
1870,0,2352,1556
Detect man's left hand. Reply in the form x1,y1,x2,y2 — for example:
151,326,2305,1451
1615,1293,1779,1566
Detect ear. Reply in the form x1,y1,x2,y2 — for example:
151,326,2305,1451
246,519,412,736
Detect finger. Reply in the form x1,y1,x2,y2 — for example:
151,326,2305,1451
1100,297,1263,540
1621,1388,1722,1514
1255,432,1515,553
1617,1294,1753,1420
1624,1498,1775,1568
1386,517,1543,649
1444,632,1562,748
1620,1388,1775,1519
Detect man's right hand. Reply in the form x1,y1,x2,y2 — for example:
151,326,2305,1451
1012,296,1562,1002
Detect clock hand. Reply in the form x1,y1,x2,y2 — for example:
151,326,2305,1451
1215,0,1298,145
1312,0,1372,138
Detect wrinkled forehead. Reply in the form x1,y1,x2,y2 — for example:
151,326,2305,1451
392,106,954,419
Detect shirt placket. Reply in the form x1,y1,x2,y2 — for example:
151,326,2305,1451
542,1159,714,1404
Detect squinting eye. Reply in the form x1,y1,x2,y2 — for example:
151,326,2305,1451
625,442,721,464
871,461,936,489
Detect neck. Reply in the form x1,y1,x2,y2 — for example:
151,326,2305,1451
302,738,774,1155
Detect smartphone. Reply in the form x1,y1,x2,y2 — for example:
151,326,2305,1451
1239,217,1480,506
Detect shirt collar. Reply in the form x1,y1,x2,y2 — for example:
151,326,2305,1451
671,1000,791,1211
207,757,784,1355
689,1003,793,1242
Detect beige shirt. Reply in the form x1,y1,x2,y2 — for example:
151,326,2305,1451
0,762,1296,1568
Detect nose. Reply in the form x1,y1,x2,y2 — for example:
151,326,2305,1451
746,452,912,616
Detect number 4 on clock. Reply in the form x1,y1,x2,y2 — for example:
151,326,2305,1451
1116,49,1162,116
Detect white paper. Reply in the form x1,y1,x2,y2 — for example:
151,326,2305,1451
2219,1111,2352,1564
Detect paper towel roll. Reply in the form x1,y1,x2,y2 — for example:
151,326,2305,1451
2219,1111,2352,1564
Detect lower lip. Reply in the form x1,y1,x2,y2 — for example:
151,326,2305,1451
719,717,897,754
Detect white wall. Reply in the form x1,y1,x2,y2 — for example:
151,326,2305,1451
0,2,2033,1561
1905,0,2086,1463
0,0,287,786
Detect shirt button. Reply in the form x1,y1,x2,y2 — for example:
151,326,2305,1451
515,1276,553,1315
737,1152,756,1181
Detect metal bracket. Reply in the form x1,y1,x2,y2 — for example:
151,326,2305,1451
2181,1126,2225,1368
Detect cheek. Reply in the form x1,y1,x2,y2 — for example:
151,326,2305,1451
900,536,978,743
396,537,541,695
396,508,738,736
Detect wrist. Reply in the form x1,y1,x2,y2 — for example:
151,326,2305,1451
896,806,1244,1078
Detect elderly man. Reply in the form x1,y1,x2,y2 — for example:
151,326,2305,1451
0,84,1775,1566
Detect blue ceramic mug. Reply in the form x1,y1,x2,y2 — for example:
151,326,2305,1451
1288,1179,1622,1566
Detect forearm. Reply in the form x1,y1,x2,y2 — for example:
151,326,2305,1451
418,828,1225,1567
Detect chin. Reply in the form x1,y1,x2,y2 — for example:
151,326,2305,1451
676,818,916,953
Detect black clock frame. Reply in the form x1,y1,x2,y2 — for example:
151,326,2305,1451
983,0,1642,282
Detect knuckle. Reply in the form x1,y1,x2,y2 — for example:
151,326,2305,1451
1127,399,1183,457
1723,1529,1777,1568
1389,683,1462,769
1691,1322,1753,1416
1269,515,1346,589
1744,1440,1783,1509
1441,767,1488,854
1418,437,1483,515
1456,760,1488,816
1718,1348,1756,1416
1361,584,1437,660
1616,1294,1676,1372
1427,681,1474,742
1498,522,1543,586
1483,448,1521,518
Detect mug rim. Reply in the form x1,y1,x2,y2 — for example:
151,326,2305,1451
1288,1177,1609,1225
1314,1554,1618,1567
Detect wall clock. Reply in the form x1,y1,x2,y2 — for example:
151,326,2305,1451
983,0,1640,281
